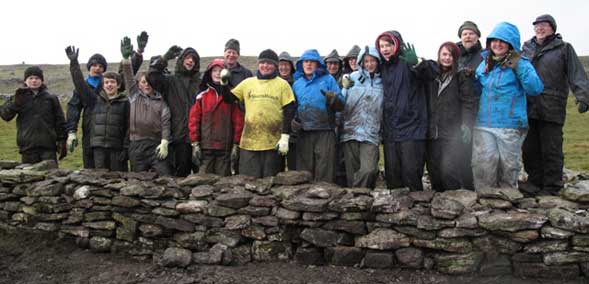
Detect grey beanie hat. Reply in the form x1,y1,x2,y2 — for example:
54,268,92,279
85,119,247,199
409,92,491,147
533,14,557,32
224,38,240,55
458,21,481,38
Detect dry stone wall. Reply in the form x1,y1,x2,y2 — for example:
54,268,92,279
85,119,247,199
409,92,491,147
1,164,589,278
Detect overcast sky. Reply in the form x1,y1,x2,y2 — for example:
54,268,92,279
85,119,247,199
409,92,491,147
2,0,588,65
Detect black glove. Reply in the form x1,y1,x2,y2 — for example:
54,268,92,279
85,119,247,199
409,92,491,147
65,46,79,61
14,88,31,107
320,89,337,106
57,141,67,160
137,31,148,53
163,45,182,61
578,101,589,114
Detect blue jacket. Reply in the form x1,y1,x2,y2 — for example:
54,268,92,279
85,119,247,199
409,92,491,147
341,46,383,145
475,22,544,129
293,49,343,131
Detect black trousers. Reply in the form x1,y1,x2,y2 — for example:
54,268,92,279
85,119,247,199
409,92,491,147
296,130,336,183
169,142,195,177
239,149,281,178
21,148,56,164
383,140,425,191
129,140,172,176
200,149,232,177
426,138,463,191
81,129,94,169
93,147,128,172
522,119,564,193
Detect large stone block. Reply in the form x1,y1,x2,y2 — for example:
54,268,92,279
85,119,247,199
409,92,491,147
251,241,292,261
161,247,192,267
273,171,312,185
324,246,364,266
476,187,523,202
355,228,410,250
434,252,483,274
548,208,589,233
478,211,547,232
300,228,338,247
395,247,423,268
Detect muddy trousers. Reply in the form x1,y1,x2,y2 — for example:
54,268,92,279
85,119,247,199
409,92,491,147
472,127,527,189
383,140,426,191
93,147,128,172
522,119,564,193
21,148,56,164
239,149,282,178
129,139,172,176
199,149,231,177
342,141,379,189
426,138,463,191
296,130,336,183
169,142,195,177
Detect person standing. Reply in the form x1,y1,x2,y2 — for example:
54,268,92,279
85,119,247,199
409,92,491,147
278,51,298,170
342,45,361,75
521,14,589,195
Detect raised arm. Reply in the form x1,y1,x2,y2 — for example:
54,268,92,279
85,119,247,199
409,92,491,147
65,46,94,106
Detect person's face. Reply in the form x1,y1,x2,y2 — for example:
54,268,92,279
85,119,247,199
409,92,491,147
278,61,291,78
490,39,510,56
378,39,396,61
24,75,42,90
460,29,480,49
348,58,358,71
326,61,340,75
362,55,378,73
303,60,318,76
211,66,222,83
88,64,105,77
258,61,276,76
224,49,239,67
138,75,153,95
183,55,196,71
438,46,454,68
534,22,555,42
103,78,119,96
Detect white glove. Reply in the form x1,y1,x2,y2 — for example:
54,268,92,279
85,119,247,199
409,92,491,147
342,74,354,89
191,142,202,163
275,134,289,155
67,132,78,153
220,69,231,86
155,139,169,160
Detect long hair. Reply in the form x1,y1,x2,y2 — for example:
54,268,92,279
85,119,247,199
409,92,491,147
437,41,461,74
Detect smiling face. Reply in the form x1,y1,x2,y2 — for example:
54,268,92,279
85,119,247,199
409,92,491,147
347,58,358,71
278,61,292,78
438,46,454,68
303,60,318,77
326,61,340,76
138,74,153,96
460,29,480,49
224,49,239,68
258,61,276,76
534,22,555,44
102,77,119,96
183,55,196,71
490,39,510,57
378,38,396,61
362,55,378,73
88,64,105,77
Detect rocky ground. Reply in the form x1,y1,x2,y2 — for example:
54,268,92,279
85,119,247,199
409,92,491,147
1,227,586,284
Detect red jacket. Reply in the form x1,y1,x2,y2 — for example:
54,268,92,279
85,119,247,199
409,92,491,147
189,86,243,150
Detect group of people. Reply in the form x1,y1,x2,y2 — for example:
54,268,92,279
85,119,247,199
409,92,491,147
2,14,588,196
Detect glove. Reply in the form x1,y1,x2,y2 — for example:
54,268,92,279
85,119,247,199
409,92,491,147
191,142,202,164
57,141,67,160
67,132,78,153
14,88,31,108
118,150,128,162
504,52,521,71
163,45,182,61
399,42,418,66
65,45,79,61
342,74,354,89
136,31,149,53
120,36,133,59
220,69,231,86
461,125,471,144
578,101,588,113
320,89,338,106
275,134,289,155
230,144,239,164
291,118,302,134
155,139,169,160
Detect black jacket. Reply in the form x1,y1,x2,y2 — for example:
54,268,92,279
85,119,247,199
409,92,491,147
0,85,67,153
425,69,478,140
149,48,201,143
457,41,483,71
522,34,589,124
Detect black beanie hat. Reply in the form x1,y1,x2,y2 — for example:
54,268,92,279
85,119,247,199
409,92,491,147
225,38,240,55
458,21,481,38
24,66,44,81
258,49,279,67
533,14,557,32
86,53,108,71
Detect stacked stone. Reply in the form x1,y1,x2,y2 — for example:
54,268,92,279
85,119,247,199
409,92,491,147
1,161,589,279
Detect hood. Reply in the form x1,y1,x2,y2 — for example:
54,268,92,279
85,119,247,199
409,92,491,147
278,51,295,74
486,22,521,52
356,45,381,73
323,49,342,64
375,30,405,59
294,49,327,80
199,58,225,92
345,45,361,60
175,47,201,75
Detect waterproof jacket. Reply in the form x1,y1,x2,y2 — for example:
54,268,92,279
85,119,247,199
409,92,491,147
149,48,201,143
522,34,589,124
341,46,383,146
293,49,343,131
121,60,171,142
70,59,130,150
0,85,67,153
189,84,244,150
475,22,544,129
377,30,438,142
426,68,478,140
457,41,483,70
225,62,253,88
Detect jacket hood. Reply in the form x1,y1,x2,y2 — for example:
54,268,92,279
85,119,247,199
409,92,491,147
175,47,201,75
356,45,381,72
375,30,405,60
323,49,342,64
294,49,327,80
345,45,361,59
279,51,296,74
486,22,521,52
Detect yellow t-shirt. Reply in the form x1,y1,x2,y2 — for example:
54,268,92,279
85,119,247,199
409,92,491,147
232,77,295,151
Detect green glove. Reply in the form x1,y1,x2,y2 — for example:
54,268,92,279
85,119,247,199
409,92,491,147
399,42,418,65
461,125,471,144
578,101,588,113
163,45,182,61
137,31,148,53
120,36,133,59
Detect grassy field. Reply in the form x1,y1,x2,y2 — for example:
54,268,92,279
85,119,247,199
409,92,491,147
0,57,587,171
